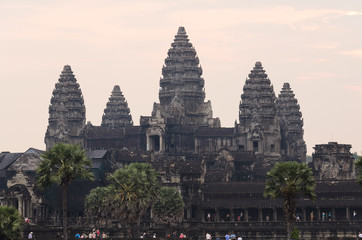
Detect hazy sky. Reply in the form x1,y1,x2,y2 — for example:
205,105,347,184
1,0,362,155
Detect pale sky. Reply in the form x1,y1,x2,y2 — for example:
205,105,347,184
1,0,362,155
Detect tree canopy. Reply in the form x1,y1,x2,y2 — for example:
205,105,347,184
264,161,316,240
0,205,23,240
36,143,94,240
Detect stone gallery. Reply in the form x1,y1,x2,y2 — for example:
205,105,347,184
0,27,361,239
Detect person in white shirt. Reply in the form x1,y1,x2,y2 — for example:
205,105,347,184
237,237,242,240
206,232,211,240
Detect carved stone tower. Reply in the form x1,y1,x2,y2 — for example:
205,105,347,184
276,83,306,162
45,65,86,150
152,26,220,127
101,85,133,128
238,62,281,157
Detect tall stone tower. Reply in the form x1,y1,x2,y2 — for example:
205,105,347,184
152,26,220,127
45,65,86,150
101,85,133,128
276,83,306,162
237,62,281,157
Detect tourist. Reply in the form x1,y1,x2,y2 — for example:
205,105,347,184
230,233,236,240
206,232,211,240
328,211,332,221
75,233,81,239
28,232,33,239
322,211,326,221
225,233,230,240
310,211,314,222
353,210,357,220
179,232,186,238
237,237,242,240
153,233,157,238
358,231,362,239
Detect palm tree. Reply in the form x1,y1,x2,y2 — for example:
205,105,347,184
106,163,160,237
152,187,184,227
84,187,109,226
36,143,94,240
356,156,362,186
0,205,23,240
264,161,316,240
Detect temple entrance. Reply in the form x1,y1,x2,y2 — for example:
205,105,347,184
149,135,160,152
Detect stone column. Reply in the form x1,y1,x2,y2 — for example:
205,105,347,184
316,207,321,221
273,207,277,222
303,208,306,222
160,135,164,152
245,208,249,222
332,208,336,221
258,208,263,222
18,196,23,216
346,207,350,220
146,134,150,151
230,208,234,221
186,207,191,220
215,208,220,222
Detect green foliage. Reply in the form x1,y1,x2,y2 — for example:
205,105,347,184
84,187,109,224
291,227,299,239
152,187,184,225
0,205,23,240
36,143,95,240
356,156,362,186
264,161,316,240
84,163,161,230
264,161,316,201
36,143,94,189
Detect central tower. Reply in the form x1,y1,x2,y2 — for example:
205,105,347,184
152,26,220,127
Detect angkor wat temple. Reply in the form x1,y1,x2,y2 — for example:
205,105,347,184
1,27,361,239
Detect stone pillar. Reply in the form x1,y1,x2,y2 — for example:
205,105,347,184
346,207,350,220
230,208,234,221
215,208,220,222
273,207,277,222
245,209,249,222
332,208,336,221
303,208,306,222
258,208,263,222
18,197,23,216
317,207,321,221
186,207,191,220
160,135,164,152
146,134,150,151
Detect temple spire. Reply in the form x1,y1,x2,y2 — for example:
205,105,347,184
154,26,219,127
101,85,133,128
45,65,86,150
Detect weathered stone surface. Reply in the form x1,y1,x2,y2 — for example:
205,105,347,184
101,85,133,128
45,65,86,150
276,82,306,162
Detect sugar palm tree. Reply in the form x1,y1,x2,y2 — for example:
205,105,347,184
152,186,184,226
36,143,94,240
106,163,160,238
264,161,316,240
0,205,23,240
356,156,362,186
84,186,109,226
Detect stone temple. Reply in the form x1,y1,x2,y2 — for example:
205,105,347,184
1,27,361,239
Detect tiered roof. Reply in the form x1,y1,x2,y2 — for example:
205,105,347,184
276,83,303,133
239,62,277,124
101,85,133,128
46,65,85,143
159,26,205,109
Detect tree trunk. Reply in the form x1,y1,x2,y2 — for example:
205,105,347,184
63,184,68,240
283,193,296,240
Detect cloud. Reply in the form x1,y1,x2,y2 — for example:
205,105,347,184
344,85,362,94
339,49,362,58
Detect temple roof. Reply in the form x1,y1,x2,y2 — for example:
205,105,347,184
101,85,133,128
239,62,278,125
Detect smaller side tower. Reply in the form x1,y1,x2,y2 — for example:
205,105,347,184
276,83,306,162
101,85,133,128
45,65,86,150
237,62,281,158
311,142,356,180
